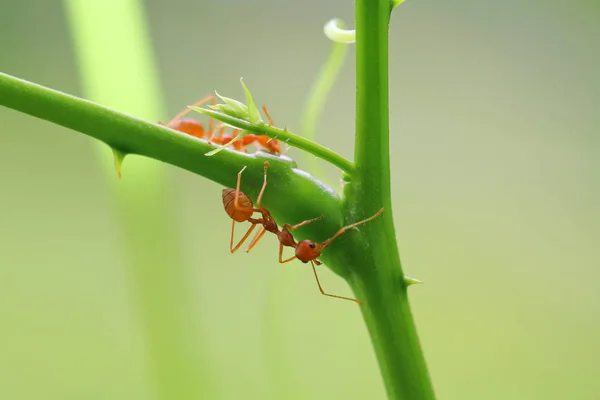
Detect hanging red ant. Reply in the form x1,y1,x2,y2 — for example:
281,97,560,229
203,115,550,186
222,161,384,305
159,95,282,155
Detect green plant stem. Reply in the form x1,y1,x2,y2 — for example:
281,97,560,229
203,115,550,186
193,108,355,174
0,72,357,272
345,0,437,399
0,0,437,392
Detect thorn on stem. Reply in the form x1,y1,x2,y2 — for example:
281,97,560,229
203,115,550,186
404,276,423,287
112,148,126,179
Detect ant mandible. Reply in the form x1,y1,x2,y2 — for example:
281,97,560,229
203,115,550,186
223,162,384,305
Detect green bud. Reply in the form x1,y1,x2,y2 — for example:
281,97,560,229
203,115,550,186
240,78,262,125
211,91,250,121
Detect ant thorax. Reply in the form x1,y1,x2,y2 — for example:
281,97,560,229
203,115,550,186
263,219,279,234
277,230,296,247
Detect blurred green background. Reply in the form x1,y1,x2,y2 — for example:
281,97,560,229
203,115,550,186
1,0,599,399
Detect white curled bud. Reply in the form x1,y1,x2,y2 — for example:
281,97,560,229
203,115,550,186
323,19,355,44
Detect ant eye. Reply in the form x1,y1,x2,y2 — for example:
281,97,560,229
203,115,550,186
309,243,316,249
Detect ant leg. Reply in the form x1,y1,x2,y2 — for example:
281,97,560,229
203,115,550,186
245,227,267,253
255,162,269,208
279,243,297,263
319,208,384,250
284,215,324,231
208,94,216,137
209,125,226,143
262,105,274,126
229,220,235,251
166,94,215,126
233,166,261,213
233,166,247,209
258,108,280,151
248,224,264,243
216,126,243,142
310,261,362,305
231,221,258,253
224,127,240,140
229,129,247,152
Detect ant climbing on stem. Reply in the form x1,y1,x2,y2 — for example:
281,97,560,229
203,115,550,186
159,95,282,155
222,161,384,305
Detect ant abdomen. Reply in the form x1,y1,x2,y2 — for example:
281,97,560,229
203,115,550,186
222,188,254,222
168,119,206,138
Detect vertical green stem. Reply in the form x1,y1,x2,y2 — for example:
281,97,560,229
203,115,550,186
62,0,210,398
354,0,390,179
346,0,436,399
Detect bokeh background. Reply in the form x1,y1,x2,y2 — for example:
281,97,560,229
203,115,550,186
1,0,599,399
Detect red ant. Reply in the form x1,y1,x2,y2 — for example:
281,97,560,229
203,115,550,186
222,162,384,305
160,95,282,155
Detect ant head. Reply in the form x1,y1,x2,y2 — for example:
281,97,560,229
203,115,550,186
295,239,321,263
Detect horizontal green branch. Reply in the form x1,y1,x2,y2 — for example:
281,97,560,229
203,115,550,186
194,107,355,174
0,71,360,275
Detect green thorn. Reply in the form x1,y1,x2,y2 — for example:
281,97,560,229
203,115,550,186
404,276,423,286
393,0,407,8
112,148,126,178
240,78,262,125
